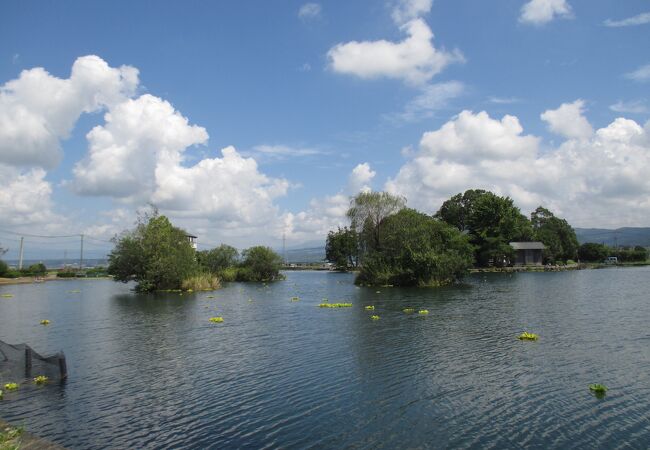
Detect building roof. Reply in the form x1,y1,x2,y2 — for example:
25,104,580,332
509,241,545,250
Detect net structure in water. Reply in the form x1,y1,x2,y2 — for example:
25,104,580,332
0,340,67,382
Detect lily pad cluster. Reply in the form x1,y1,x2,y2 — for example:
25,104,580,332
518,332,538,341
34,375,49,385
589,384,607,393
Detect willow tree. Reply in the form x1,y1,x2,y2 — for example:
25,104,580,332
347,191,406,254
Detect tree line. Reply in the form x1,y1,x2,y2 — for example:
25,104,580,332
326,189,626,286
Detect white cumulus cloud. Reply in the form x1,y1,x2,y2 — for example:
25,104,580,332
327,18,464,86
72,94,209,200
386,109,650,228
0,55,138,169
285,163,376,242
0,165,62,228
541,99,593,140
519,0,572,25
391,0,433,25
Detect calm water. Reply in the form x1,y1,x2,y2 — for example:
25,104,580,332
1,268,650,449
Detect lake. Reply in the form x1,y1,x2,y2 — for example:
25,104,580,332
1,268,650,449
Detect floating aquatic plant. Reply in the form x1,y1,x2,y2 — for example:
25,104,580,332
209,317,224,323
4,383,18,391
33,375,48,385
290,296,300,302
365,305,375,311
40,319,50,325
0,294,14,298
418,310,429,315
0,390,3,400
370,315,380,320
318,303,353,308
67,290,81,294
375,291,381,294
402,308,415,313
206,295,215,299
518,332,538,341
589,384,607,393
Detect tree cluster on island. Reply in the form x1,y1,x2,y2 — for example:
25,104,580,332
107,208,283,292
326,189,584,287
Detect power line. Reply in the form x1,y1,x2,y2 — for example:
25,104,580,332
0,228,80,239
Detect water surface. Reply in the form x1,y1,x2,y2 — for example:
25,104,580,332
1,268,650,449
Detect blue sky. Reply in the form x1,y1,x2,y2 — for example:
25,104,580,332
1,0,649,259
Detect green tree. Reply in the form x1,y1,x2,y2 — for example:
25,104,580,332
435,189,487,232
26,263,47,275
356,209,474,286
531,206,579,263
108,213,198,292
0,259,8,277
578,243,609,262
466,192,534,266
238,246,284,282
197,244,239,273
325,227,359,270
347,191,406,253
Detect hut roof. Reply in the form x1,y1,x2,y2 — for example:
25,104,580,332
509,242,545,250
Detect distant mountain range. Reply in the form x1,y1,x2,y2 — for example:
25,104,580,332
574,227,650,247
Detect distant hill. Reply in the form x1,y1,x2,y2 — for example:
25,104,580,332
283,247,326,263
574,227,650,247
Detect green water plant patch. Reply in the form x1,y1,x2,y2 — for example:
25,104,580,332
518,332,538,341
589,384,607,393
318,303,353,308
34,375,48,385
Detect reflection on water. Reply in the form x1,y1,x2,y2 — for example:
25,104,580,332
1,268,650,449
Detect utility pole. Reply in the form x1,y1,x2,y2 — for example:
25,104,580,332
79,234,84,270
18,237,24,270
282,231,286,264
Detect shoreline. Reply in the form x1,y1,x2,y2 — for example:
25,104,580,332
0,275,111,286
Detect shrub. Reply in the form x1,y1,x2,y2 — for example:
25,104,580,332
56,271,77,278
181,273,221,291
217,267,238,282
0,260,8,277
356,209,474,287
239,246,284,282
108,212,199,292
